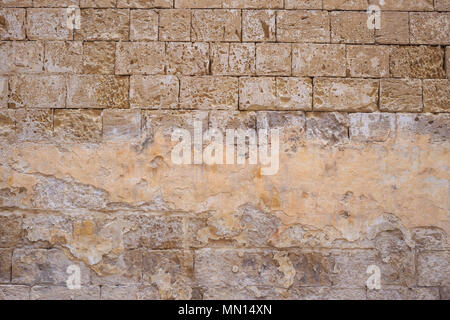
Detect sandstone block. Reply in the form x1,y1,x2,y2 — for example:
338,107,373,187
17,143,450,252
101,285,158,300
117,0,173,8
346,45,390,78
396,113,450,143
0,249,11,282
15,109,53,142
0,214,22,247
211,43,255,75
277,10,330,43
54,109,102,143
323,0,367,9
0,285,29,300
83,41,115,74
390,46,445,79
166,42,209,76
410,13,450,45
349,113,396,142
375,12,409,44
159,9,191,41
44,41,83,73
436,0,450,10
0,41,43,74
34,0,78,6
0,109,15,141
242,9,275,42
331,11,374,44
292,44,346,77
418,251,450,286
81,0,117,7
423,80,450,113
103,109,141,141
30,286,100,300
130,9,158,41
380,79,423,113
286,0,322,9
447,47,450,78
367,288,440,300
130,75,179,109
191,9,241,42
313,78,379,112
0,8,25,40
26,8,71,40
116,42,165,75
176,0,283,8
305,112,349,144
75,9,129,40
256,43,291,76
0,76,6,108
0,1,31,6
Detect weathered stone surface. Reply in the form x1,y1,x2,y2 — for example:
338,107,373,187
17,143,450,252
367,287,440,300
54,109,103,143
75,9,129,40
350,113,396,143
67,75,129,109
180,76,239,110
390,46,445,79
306,112,349,145
313,78,379,112
34,0,78,6
83,41,115,74
117,0,172,8
331,11,374,44
176,0,283,9
81,0,116,7
0,41,43,74
436,0,450,10
447,47,450,78
30,286,100,300
166,42,209,75
103,109,141,141
101,285,158,300
0,76,7,108
0,8,25,40
9,74,66,109
191,9,241,42
0,285,29,300
130,9,158,41
375,12,409,45
423,80,450,113
323,0,367,10
368,0,433,11
242,9,275,42
256,43,291,76
211,43,255,75
347,45,390,78
44,41,83,73
286,0,322,9
116,42,165,75
0,248,11,282
396,113,450,143
292,44,346,77
15,109,53,142
380,79,423,113
410,13,450,45
0,0,31,7
27,9,71,40
130,75,179,109
277,10,330,43
417,251,450,286
159,9,191,41
0,109,15,142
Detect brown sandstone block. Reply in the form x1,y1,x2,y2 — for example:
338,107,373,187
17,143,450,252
83,41,115,74
130,9,158,41
117,0,173,8
30,286,100,300
0,76,6,108
323,0,367,10
286,0,322,9
275,78,312,111
0,249,11,282
81,0,116,7
33,0,78,6
54,109,102,143
166,42,209,76
423,80,450,113
75,9,129,40
242,10,275,42
0,41,43,74
239,77,276,110
0,285,29,300
100,285,158,300
0,8,25,40
380,79,423,113
331,11,374,44
130,75,179,109
292,44,346,77
116,42,165,75
176,0,283,8
346,45,390,78
44,41,83,73
418,251,450,286
103,109,141,141
26,8,71,40
410,13,450,45
277,10,330,43
0,109,15,141
314,78,379,112
0,1,31,6
211,43,256,75
349,113,396,142
0,214,22,247
435,0,450,10
375,12,409,45
256,43,291,76
390,46,445,79
159,9,191,41
447,47,450,78
15,109,53,141
9,74,66,109
191,9,241,42
368,0,433,11
180,76,239,110
305,112,349,144
367,288,440,300
67,75,129,109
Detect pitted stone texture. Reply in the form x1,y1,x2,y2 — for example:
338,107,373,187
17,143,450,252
9,74,66,109
75,9,129,40
256,43,291,76
350,113,396,142
368,0,433,11
242,10,275,42
277,10,330,43
117,0,173,8
0,0,31,6
180,76,239,110
67,75,129,109
130,9,158,41
166,42,209,76
34,0,78,6
30,286,100,300
346,45,390,78
159,9,191,41
447,47,450,78
15,109,53,142
0,41,44,74
390,46,445,79
331,12,374,44
0,214,22,247
0,109,15,142
27,9,72,40
380,79,423,113
116,42,165,75
313,78,379,112
292,44,346,77
130,75,179,109
367,288,439,300
103,109,141,141
0,76,6,108
54,109,103,143
418,251,450,287
410,13,450,45
423,80,450,113
191,9,241,42
375,12,409,45
436,0,450,10
0,285,29,300
176,0,283,9
83,41,115,74
0,8,25,40
211,43,256,75
306,112,349,145
44,41,83,73
81,0,117,7
286,0,322,9
0,249,11,282
323,0,367,10
101,285,159,300
396,113,450,143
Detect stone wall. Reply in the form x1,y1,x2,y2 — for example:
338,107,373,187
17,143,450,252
0,0,449,300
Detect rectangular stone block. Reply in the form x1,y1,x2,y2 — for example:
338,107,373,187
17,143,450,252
83,41,115,74
346,45,390,78
191,9,241,42
44,41,83,73
375,12,409,45
0,285,29,300
0,76,6,108
323,0,367,9
54,109,102,143
423,80,450,113
75,9,129,40
313,78,379,112
331,11,374,44
159,9,191,41
116,42,165,75
0,109,15,141
0,1,31,7
436,0,450,10
380,79,423,113
349,113,396,142
211,43,255,75
117,0,173,8
100,285,158,300
130,9,158,41
305,112,349,145
275,77,312,111
30,286,100,300
418,251,450,286
410,13,450,45
33,0,78,6
367,288,440,300
166,42,209,76
390,46,445,79
256,43,291,76
292,44,346,77
0,41,43,74
180,76,238,110
286,0,322,9
26,8,71,40
242,10,275,42
277,10,330,43
67,75,129,109
130,75,179,109
176,0,283,8
0,8,25,40
0,249,11,282
9,74,66,109
81,0,117,7
368,0,433,11
103,109,141,141
15,109,53,141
